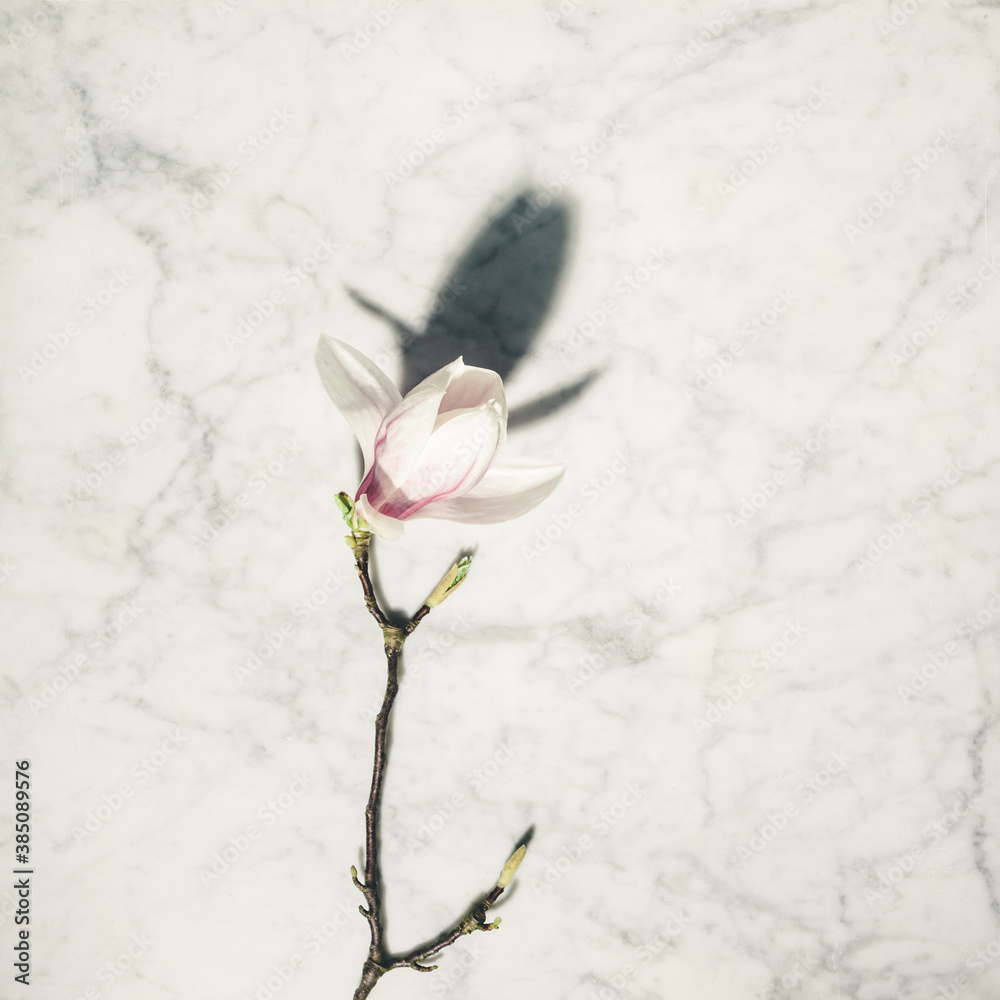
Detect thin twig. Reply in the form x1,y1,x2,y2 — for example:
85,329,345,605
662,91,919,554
389,883,507,971
347,534,514,1000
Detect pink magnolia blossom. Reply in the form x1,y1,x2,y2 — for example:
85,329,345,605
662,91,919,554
316,336,565,539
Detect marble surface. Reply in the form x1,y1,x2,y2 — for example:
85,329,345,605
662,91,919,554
4,1,1000,998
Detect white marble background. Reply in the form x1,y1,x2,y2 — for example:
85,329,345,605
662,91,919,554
3,1,1000,998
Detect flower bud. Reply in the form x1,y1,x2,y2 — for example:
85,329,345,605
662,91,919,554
336,491,372,534
424,556,472,608
496,844,527,888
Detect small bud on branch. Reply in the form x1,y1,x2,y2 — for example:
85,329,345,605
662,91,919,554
336,491,372,535
424,555,472,608
496,844,527,888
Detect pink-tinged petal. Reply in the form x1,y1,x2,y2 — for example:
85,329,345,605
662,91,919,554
356,494,405,540
376,406,503,520
315,337,401,473
368,389,445,494
368,356,471,490
410,459,565,524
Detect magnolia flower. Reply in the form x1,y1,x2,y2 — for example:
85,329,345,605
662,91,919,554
316,336,565,539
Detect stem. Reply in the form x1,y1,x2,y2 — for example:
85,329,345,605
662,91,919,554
352,959,385,1000
358,629,403,960
346,532,514,999
391,884,506,969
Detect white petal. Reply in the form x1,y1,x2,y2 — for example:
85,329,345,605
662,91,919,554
356,494,405,540
438,364,507,424
368,384,447,493
410,459,565,524
315,336,401,472
360,358,471,511
376,407,503,519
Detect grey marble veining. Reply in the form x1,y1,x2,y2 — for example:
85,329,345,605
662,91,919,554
3,1,1000,998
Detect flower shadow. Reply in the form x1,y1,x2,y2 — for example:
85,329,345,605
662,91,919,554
347,186,600,425
358,188,597,619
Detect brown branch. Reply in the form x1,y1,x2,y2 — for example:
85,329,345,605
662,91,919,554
348,532,389,628
347,535,519,1000
388,883,508,971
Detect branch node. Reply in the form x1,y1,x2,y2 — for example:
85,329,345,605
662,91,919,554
382,624,407,651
